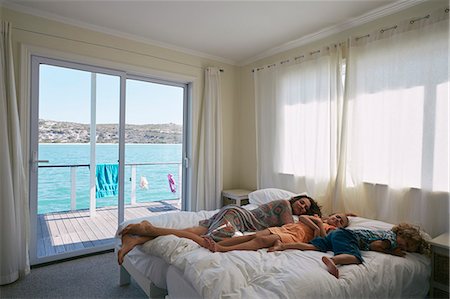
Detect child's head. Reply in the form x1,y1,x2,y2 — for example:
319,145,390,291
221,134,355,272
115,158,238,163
325,213,349,228
392,223,429,254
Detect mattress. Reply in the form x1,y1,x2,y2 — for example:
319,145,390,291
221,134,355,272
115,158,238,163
117,210,431,298
124,246,170,289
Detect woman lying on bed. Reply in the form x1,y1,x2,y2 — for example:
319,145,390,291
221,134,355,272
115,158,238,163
117,195,321,264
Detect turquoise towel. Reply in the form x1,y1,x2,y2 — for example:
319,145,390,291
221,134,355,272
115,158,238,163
96,164,119,198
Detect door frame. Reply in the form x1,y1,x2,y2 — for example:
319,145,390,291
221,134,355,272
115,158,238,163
29,55,126,265
28,53,191,265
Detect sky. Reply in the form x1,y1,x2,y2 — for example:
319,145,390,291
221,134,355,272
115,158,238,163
39,64,184,125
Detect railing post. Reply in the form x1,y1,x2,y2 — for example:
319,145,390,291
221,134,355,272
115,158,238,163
70,166,77,211
178,163,182,201
131,164,136,205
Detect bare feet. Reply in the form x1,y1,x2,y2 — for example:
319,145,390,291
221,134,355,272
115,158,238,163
201,236,215,250
322,256,339,278
203,238,226,252
118,234,153,265
120,221,154,236
268,240,284,252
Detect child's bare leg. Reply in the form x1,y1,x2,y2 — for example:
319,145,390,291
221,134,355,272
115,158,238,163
214,234,280,252
268,239,283,252
322,254,361,279
322,256,339,278
332,254,360,265
118,234,152,265
216,230,270,247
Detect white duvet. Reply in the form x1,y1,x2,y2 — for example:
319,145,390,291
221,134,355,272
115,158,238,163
117,211,431,299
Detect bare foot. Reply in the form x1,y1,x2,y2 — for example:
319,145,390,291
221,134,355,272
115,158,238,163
118,234,153,265
200,236,213,249
203,238,225,252
268,240,284,252
121,221,154,236
322,256,339,278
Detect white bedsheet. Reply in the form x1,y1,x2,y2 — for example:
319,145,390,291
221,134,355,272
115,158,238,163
117,213,431,299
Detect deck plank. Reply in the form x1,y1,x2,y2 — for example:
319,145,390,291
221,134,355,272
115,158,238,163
35,201,180,259
59,211,86,251
66,210,94,248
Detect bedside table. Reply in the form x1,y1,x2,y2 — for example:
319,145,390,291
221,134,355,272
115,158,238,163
429,232,449,298
222,189,252,206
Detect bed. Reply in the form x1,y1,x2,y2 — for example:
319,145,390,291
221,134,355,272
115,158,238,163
115,191,431,299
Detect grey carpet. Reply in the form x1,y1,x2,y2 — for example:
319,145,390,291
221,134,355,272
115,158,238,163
0,252,147,299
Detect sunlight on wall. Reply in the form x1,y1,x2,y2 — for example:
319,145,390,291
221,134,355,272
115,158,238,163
433,81,449,192
356,87,424,189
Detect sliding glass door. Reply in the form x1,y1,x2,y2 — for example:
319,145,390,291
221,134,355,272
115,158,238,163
124,77,185,220
29,56,188,265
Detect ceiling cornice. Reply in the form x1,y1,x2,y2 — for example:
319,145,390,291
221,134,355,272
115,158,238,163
239,0,427,66
2,1,238,66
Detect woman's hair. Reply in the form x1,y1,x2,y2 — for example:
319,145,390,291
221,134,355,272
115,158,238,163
289,195,322,217
392,223,430,254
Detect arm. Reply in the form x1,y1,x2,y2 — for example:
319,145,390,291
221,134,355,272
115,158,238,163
299,215,326,237
278,200,295,225
369,240,405,257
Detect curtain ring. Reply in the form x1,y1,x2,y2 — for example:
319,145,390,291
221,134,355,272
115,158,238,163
445,8,449,13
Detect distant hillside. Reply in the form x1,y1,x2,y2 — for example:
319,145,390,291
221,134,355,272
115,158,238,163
39,119,182,144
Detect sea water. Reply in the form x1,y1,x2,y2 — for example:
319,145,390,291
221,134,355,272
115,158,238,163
38,143,182,214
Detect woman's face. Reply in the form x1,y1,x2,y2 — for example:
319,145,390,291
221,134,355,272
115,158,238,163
292,197,311,216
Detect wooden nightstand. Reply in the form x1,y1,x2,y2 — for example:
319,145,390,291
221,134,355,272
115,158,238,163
429,233,449,298
222,189,251,206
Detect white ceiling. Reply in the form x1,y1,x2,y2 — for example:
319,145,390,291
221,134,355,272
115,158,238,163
3,0,423,65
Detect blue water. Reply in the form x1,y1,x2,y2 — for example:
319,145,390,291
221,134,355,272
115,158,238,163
38,143,182,214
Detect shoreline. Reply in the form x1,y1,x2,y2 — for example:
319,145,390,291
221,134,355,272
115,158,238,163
39,143,182,145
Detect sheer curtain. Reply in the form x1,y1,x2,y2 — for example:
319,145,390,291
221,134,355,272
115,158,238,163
0,21,30,285
334,9,449,236
193,67,223,210
255,45,345,208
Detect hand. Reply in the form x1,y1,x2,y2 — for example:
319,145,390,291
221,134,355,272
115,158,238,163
391,247,406,257
313,228,320,238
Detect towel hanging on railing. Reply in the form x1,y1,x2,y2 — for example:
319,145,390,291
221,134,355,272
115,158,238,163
96,164,119,198
168,173,176,193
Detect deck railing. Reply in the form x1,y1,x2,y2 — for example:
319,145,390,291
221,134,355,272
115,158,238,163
38,162,182,212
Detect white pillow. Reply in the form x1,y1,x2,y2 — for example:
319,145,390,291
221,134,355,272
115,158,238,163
248,188,296,205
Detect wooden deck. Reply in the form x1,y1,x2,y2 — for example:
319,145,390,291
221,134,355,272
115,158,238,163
36,200,181,258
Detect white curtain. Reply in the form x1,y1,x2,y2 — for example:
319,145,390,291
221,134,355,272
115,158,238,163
334,9,449,237
193,67,223,210
0,21,30,285
254,45,345,209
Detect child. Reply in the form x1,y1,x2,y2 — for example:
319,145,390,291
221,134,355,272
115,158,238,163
206,213,350,253
269,223,429,278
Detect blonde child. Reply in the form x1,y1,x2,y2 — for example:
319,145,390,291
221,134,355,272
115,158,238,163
269,223,429,278
206,213,350,253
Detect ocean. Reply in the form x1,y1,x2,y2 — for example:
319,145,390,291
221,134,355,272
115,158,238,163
38,143,182,214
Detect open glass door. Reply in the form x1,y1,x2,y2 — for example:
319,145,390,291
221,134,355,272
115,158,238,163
29,56,125,265
123,77,186,219
29,56,189,265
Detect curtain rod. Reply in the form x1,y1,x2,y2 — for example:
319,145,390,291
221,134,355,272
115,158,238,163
12,26,215,72
252,7,448,73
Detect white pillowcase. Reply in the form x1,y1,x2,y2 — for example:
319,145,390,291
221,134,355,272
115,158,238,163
248,188,298,205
